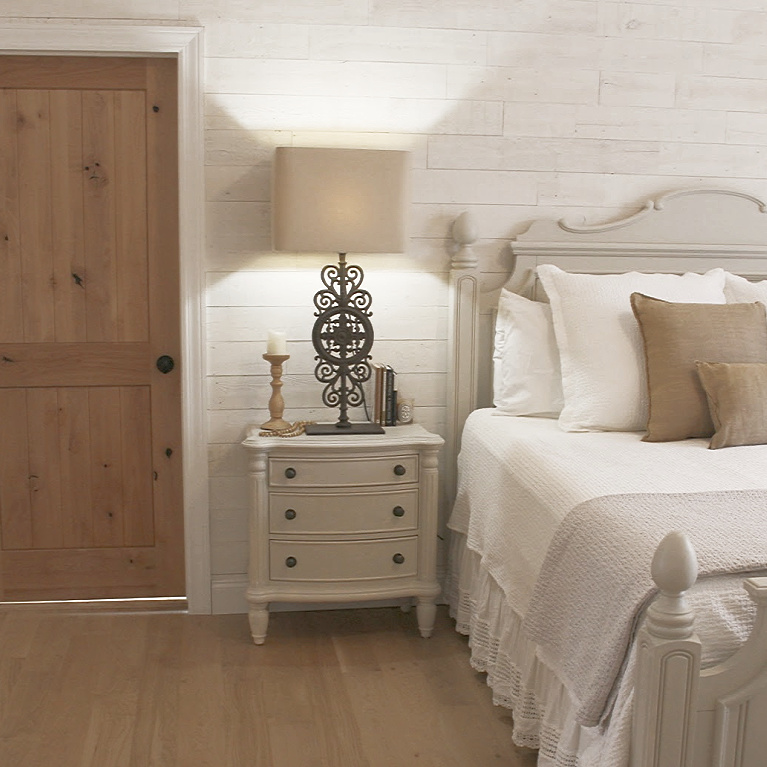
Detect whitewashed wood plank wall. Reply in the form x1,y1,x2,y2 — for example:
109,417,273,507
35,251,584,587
4,0,767,612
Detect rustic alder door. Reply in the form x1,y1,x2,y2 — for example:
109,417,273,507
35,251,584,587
0,56,184,601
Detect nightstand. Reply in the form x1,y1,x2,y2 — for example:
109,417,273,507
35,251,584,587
241,424,443,645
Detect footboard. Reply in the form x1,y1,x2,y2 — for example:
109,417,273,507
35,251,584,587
632,533,767,767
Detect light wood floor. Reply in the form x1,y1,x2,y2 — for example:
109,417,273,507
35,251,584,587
0,604,537,767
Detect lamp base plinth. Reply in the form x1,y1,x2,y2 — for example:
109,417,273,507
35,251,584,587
261,417,293,431
305,422,385,436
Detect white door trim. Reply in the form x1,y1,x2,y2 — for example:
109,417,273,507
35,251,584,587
0,23,210,613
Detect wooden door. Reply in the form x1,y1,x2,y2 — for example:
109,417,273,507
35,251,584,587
0,56,184,601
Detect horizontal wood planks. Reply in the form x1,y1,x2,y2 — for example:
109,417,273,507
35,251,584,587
0,55,149,90
2,547,159,599
0,343,150,386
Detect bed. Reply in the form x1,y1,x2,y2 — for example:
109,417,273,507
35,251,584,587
443,188,767,767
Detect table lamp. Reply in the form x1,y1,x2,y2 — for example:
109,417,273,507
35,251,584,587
272,146,410,435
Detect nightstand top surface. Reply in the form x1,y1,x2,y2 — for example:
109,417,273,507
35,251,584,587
242,423,443,451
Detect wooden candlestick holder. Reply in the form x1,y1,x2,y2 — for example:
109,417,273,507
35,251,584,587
261,353,291,431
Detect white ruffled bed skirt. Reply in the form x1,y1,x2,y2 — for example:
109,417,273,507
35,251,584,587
445,531,634,767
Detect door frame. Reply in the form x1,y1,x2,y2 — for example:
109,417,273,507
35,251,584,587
0,23,210,613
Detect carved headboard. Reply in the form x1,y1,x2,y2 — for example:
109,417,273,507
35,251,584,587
445,188,767,502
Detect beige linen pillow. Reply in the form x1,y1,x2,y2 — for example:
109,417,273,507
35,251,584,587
630,293,767,442
696,362,767,449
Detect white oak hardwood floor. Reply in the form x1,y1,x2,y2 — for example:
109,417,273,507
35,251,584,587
0,604,537,766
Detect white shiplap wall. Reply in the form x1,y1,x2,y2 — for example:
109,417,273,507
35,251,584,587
4,0,767,612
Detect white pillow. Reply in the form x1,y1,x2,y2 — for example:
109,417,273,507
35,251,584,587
493,289,563,417
536,265,727,432
724,271,767,306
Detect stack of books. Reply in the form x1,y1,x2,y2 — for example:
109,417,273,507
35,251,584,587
371,363,397,426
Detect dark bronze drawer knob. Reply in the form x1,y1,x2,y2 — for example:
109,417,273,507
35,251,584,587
284,509,296,520
392,506,405,517
284,467,297,479
392,553,405,565
285,556,297,568
393,464,406,476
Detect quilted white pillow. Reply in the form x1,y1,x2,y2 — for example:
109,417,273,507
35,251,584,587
724,271,767,306
536,265,727,432
493,289,563,417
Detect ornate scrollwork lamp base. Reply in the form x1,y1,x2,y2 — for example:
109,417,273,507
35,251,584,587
305,252,384,436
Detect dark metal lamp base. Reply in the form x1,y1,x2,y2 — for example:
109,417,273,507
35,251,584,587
304,422,385,435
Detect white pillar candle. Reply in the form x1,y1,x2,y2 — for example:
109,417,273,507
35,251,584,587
266,330,287,355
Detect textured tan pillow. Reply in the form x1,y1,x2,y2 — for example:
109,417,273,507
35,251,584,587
696,362,767,449
630,293,767,442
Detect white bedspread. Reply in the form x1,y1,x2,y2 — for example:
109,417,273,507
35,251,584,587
447,409,767,764
525,489,767,726
449,409,767,619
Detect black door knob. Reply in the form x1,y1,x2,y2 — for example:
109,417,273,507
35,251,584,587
284,467,296,479
285,557,297,568
393,464,406,476
156,355,175,374
392,553,405,564
284,509,296,520
392,506,405,517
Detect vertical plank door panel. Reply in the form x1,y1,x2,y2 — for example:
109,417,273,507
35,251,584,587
82,90,117,343
0,90,23,343
89,387,125,549
16,90,55,343
114,90,149,343
120,386,154,547
58,387,93,549
0,56,184,601
0,389,32,550
50,89,86,343
26,388,63,550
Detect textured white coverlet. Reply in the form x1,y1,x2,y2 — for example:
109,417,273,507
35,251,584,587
524,489,767,728
449,409,767,618
448,410,767,763
447,534,756,767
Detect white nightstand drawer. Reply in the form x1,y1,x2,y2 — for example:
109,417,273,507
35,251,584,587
269,454,418,488
269,537,418,581
269,489,418,534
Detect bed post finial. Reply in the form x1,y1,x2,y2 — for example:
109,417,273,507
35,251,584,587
632,531,701,767
647,530,698,640
451,211,478,268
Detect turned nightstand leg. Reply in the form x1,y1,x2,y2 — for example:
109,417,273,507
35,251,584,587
249,603,269,645
416,597,437,638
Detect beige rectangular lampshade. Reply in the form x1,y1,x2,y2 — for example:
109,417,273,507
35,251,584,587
272,147,410,254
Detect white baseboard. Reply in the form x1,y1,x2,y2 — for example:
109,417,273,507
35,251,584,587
211,575,249,614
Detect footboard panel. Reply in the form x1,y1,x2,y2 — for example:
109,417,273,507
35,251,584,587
697,577,767,767
633,538,767,767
